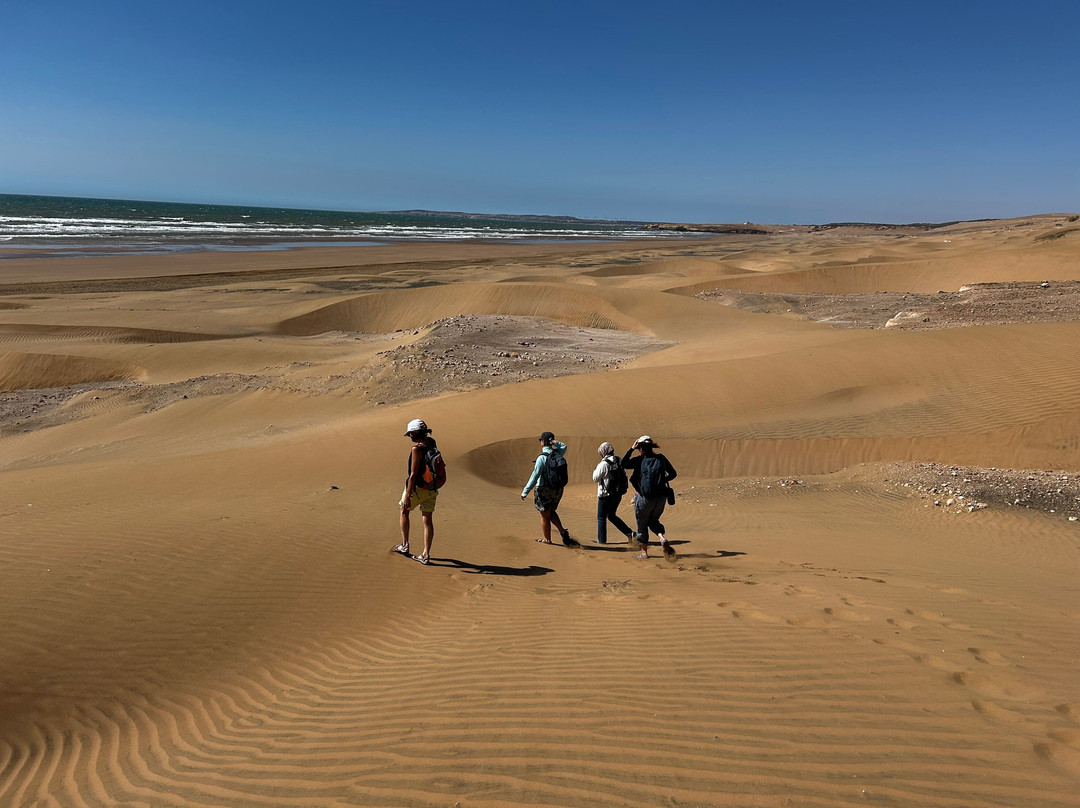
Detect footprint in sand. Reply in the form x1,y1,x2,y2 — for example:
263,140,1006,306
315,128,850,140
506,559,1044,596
887,617,920,631
1034,741,1080,780
971,698,1032,727
912,651,960,672
784,613,831,628
873,638,960,670
906,608,974,631
1057,703,1080,723
967,646,1010,666
907,608,948,622
729,608,783,623
1048,728,1080,749
721,601,776,621
873,637,927,659
952,670,1044,702
823,606,870,622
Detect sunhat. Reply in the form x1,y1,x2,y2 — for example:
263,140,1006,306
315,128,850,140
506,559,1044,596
405,418,429,436
636,435,660,448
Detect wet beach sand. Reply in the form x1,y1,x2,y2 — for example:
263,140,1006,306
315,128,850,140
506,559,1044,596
2,217,1079,806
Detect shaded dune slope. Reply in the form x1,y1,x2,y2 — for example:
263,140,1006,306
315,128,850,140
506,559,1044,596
0,323,236,345
275,283,647,335
582,257,742,278
0,351,145,391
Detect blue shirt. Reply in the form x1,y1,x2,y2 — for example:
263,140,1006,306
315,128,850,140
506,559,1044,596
522,441,567,496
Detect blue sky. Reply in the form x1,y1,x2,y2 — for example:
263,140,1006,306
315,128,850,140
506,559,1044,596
1,1,1077,222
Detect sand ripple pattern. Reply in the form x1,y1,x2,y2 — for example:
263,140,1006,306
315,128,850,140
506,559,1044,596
3,563,1078,808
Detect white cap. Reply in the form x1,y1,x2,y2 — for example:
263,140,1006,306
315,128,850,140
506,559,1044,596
405,418,429,435
636,435,653,445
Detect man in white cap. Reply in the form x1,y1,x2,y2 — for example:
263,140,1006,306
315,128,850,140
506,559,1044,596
621,435,678,559
392,418,442,564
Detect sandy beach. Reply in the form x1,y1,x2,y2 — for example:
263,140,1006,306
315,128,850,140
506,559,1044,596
2,216,1079,807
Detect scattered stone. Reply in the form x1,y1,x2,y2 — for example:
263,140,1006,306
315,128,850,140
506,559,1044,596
696,280,1080,330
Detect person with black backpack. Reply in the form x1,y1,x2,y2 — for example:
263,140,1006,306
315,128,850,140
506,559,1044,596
622,435,678,559
392,418,445,565
520,431,577,546
592,441,635,545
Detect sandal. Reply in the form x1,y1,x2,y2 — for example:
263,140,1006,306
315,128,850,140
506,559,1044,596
411,554,429,565
391,543,409,555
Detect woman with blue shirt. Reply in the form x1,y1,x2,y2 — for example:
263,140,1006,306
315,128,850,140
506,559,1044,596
521,431,576,546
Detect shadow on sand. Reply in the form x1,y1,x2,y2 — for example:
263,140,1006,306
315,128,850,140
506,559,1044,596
582,542,747,560
427,558,554,577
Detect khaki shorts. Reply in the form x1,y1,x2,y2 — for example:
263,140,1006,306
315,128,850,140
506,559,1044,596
401,487,438,514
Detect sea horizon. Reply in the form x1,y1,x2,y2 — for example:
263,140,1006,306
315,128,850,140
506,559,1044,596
0,193,683,259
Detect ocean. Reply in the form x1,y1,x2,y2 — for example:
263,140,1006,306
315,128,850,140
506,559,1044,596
0,194,678,258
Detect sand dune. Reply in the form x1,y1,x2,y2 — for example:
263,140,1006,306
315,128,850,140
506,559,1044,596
2,219,1079,807
0,323,234,344
276,283,648,336
0,350,144,391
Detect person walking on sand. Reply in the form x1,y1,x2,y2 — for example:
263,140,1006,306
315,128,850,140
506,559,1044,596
622,435,677,559
392,418,445,565
592,441,635,545
521,431,577,546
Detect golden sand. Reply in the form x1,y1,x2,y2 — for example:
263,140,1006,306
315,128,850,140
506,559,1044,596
1,217,1079,806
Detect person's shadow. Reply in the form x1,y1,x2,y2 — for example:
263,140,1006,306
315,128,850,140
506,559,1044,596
583,541,747,560
427,558,554,576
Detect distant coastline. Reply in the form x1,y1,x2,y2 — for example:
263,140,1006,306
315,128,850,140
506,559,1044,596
3,193,1059,261
0,194,683,259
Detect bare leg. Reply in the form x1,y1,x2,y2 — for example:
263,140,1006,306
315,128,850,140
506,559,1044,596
399,510,410,552
419,512,434,560
537,512,553,543
549,510,565,533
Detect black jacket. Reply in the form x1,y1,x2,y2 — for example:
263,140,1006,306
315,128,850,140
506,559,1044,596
621,449,677,495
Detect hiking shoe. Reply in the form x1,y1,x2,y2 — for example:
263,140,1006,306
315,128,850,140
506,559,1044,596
662,542,676,559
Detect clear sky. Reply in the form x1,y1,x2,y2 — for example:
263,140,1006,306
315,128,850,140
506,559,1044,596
1,0,1077,223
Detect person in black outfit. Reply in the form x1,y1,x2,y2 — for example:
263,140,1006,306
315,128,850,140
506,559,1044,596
621,435,677,559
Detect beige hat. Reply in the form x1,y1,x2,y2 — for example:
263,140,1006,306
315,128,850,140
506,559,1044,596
636,435,660,448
